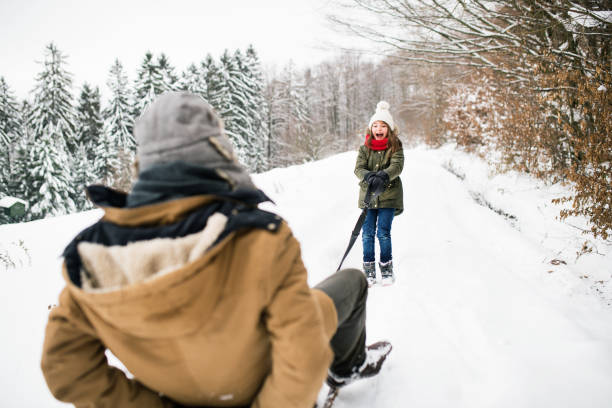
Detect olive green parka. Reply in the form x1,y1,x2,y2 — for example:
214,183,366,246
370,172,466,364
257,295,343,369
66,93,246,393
354,144,404,215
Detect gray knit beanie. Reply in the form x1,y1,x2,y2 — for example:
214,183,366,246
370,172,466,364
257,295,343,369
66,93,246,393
134,92,255,190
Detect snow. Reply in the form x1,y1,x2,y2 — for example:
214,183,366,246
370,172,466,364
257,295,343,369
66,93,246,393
1,146,612,407
569,9,612,28
0,196,27,208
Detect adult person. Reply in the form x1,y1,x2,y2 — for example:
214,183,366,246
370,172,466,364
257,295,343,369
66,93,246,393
41,92,391,408
354,101,405,286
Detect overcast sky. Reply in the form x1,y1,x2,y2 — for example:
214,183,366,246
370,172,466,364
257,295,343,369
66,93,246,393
0,0,345,100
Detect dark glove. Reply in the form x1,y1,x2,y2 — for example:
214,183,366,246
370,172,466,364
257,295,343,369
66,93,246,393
363,171,376,183
363,171,388,207
369,175,386,198
376,170,389,183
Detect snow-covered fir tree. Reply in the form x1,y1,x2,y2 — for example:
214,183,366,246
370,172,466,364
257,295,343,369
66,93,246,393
179,63,207,97
103,59,133,190
132,51,165,120
227,49,258,170
0,77,22,199
201,54,224,112
76,84,104,161
72,144,96,210
157,53,179,93
92,123,120,188
241,45,269,172
104,59,134,150
28,43,78,154
0,78,23,224
220,48,272,172
74,83,106,209
24,43,77,219
9,101,32,202
22,133,77,219
217,49,250,167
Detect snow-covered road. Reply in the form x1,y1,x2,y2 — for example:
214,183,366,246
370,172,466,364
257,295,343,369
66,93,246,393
2,146,611,407
255,148,612,408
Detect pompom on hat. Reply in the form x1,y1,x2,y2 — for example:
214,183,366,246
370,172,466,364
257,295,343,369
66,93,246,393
368,101,395,131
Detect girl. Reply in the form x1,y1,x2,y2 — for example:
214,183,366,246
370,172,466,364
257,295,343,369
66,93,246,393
354,101,404,286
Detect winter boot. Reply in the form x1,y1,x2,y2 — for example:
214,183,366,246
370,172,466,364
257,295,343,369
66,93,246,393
326,341,393,388
379,260,395,286
363,261,377,287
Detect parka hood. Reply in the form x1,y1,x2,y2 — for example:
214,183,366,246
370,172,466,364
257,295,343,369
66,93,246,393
77,212,228,293
61,186,282,338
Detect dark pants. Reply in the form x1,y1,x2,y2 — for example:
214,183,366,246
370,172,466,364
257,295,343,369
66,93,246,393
362,208,395,263
315,268,368,376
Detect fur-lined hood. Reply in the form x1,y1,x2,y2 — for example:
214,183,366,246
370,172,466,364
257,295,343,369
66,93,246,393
77,212,228,293
60,187,282,339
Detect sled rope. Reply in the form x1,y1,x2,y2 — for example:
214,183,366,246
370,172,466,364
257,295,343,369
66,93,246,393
336,184,375,272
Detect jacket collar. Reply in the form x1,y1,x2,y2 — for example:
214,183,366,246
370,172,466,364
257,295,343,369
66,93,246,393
86,184,270,228
65,186,281,288
91,186,221,227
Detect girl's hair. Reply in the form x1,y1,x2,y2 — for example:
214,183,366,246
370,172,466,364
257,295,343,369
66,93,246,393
366,124,402,154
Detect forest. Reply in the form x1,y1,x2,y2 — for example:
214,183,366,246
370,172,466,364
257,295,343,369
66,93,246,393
0,43,407,222
0,0,610,240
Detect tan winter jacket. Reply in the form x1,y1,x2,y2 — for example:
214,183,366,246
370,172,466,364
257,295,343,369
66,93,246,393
41,196,338,408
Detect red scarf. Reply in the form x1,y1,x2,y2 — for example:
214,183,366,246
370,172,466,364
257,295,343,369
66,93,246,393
365,134,388,151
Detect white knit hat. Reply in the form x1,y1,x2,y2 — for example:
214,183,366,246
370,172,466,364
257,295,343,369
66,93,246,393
368,101,395,131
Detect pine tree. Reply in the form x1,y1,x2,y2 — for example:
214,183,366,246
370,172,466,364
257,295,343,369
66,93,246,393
72,144,96,210
179,63,207,97
132,51,164,119
29,43,78,153
76,84,104,157
104,59,135,150
103,59,134,191
74,83,106,208
92,124,120,187
218,49,251,169
0,77,22,199
24,43,77,219
243,45,269,172
10,101,32,202
201,54,224,110
157,53,179,92
24,134,77,219
245,45,270,172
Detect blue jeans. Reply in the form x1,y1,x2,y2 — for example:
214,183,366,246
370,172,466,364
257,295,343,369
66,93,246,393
362,208,395,263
